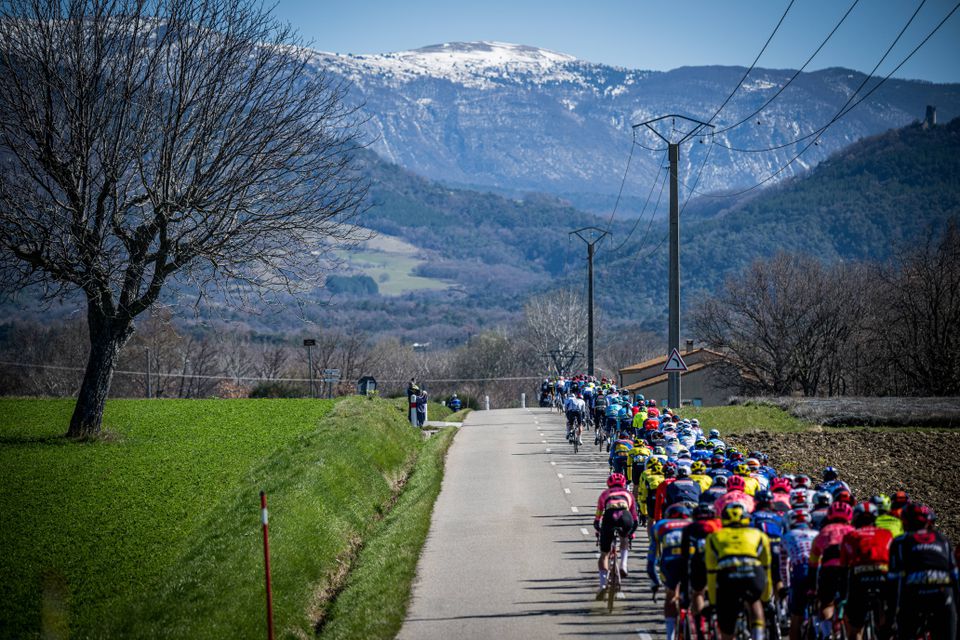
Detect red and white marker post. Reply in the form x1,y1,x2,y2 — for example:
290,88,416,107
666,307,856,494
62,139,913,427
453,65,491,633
260,491,274,640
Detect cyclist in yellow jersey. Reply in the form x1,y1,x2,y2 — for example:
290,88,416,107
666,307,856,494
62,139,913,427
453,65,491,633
638,458,665,527
734,463,760,496
689,460,713,492
626,442,651,485
706,503,772,640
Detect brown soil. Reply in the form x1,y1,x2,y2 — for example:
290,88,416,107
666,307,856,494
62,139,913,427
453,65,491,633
728,430,960,544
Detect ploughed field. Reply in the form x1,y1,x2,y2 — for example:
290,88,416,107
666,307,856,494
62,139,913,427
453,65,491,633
728,429,960,542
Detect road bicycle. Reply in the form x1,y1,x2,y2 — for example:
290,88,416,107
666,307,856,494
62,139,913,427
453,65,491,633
597,532,626,612
572,422,582,454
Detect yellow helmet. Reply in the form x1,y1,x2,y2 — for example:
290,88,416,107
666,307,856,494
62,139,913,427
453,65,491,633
647,459,663,473
721,502,751,527
691,461,707,474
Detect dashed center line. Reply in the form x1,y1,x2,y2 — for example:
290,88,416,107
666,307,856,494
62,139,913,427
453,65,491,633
580,527,590,536
541,439,546,443
550,461,556,466
571,506,579,513
563,488,571,494
557,473,564,478
545,448,551,453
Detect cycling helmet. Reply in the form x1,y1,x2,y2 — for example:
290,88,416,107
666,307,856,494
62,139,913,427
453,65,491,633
654,445,666,456
691,461,707,474
662,462,677,478
748,451,764,462
814,491,833,507
636,394,645,401
794,474,811,488
771,478,792,493
790,489,810,508
834,489,854,506
754,489,774,506
695,439,708,449
853,501,878,527
746,458,761,470
666,503,692,519
892,490,909,507
710,454,725,466
826,501,854,523
647,459,663,473
648,399,657,407
731,452,744,462
726,475,746,492
691,418,700,427
607,473,627,488
787,508,811,529
709,429,720,439
822,466,839,482
734,463,750,477
693,504,715,521
712,475,728,487
675,465,690,478
721,502,750,527
870,494,892,514
902,503,936,531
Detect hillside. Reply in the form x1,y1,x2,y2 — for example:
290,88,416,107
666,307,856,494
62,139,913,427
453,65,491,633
600,116,960,313
314,41,960,209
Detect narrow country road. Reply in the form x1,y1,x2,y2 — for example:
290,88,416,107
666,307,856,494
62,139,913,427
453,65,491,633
397,407,664,639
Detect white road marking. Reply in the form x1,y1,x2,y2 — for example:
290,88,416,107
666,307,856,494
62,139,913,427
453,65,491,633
580,527,590,536
637,631,652,640
557,473,564,479
546,448,551,453
564,488,571,494
571,506,579,513
541,440,546,443
550,461,556,466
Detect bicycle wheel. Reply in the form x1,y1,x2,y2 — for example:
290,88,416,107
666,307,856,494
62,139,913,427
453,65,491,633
607,540,620,613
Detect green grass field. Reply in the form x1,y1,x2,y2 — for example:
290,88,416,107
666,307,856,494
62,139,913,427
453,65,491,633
0,395,446,639
337,249,450,295
677,403,812,434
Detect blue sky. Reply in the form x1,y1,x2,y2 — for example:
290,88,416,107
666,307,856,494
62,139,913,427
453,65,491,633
273,0,960,83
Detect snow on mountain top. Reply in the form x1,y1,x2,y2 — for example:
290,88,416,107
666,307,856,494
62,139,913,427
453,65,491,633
316,41,584,88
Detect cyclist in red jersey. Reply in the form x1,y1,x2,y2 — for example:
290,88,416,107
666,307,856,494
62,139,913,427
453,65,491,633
839,502,893,640
809,501,854,639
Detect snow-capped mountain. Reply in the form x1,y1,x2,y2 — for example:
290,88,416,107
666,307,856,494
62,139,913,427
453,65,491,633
310,41,960,210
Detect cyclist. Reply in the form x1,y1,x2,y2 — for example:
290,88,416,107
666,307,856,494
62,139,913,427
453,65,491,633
663,466,702,511
681,503,722,638
780,509,818,640
593,472,639,600
793,474,816,506
888,503,958,640
638,458,666,528
751,490,785,613
649,503,693,640
870,494,904,537
839,501,893,640
563,392,585,442
705,503,773,640
604,394,621,437
608,431,634,476
626,440,652,489
689,460,713,493
448,393,462,412
714,474,755,517
652,462,679,523
734,463,760,496
745,458,770,492
809,491,833,529
889,490,909,518
707,428,725,449
707,453,732,480
700,475,728,507
770,477,793,513
809,501,855,639
817,466,850,497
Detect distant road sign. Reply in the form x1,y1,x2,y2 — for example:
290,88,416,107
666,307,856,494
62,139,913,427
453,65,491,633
662,348,688,373
303,339,316,347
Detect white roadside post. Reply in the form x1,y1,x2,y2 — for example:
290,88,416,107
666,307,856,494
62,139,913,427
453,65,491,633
521,393,526,408
484,395,490,411
409,393,418,426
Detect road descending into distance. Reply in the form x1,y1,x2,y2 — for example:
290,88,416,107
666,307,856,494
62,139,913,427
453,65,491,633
398,408,664,639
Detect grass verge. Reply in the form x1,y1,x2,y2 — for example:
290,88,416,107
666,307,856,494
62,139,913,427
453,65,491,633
318,427,456,639
677,403,812,434
446,408,473,422
0,395,436,639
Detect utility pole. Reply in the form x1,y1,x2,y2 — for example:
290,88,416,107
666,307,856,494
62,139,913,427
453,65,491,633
145,346,151,399
569,226,609,377
631,115,714,408
303,339,316,398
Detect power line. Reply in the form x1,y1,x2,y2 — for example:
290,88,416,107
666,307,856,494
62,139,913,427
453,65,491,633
711,0,861,136
705,0,796,125
679,141,716,216
609,150,668,252
698,0,949,198
604,129,639,232
714,0,931,156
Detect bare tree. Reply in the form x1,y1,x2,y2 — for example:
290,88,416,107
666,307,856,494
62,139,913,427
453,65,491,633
0,0,367,435
518,289,587,375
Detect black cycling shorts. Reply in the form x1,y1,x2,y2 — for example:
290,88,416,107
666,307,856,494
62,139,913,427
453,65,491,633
688,554,707,592
714,568,766,635
599,508,635,553
844,572,886,629
660,558,683,590
816,566,844,606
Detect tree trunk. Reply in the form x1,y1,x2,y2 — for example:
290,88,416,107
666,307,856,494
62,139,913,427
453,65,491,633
67,309,133,438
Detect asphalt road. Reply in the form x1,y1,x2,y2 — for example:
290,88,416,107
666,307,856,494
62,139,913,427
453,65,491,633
397,407,665,640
